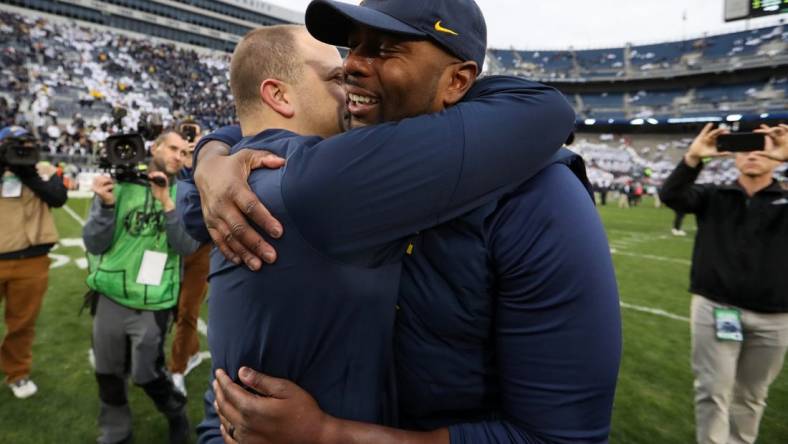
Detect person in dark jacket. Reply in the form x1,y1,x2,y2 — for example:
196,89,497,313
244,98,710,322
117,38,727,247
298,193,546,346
659,123,788,444
0,126,67,399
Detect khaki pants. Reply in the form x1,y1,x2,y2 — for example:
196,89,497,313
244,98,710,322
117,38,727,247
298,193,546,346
0,255,50,384
169,243,210,374
691,295,788,444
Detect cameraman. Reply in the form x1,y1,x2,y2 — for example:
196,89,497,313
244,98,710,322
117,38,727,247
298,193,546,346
0,126,66,399
83,130,198,444
659,123,788,444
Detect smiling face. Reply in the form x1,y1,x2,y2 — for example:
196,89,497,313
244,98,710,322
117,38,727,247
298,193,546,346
343,26,464,128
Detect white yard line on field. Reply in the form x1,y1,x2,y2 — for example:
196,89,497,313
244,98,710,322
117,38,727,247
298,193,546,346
621,301,690,322
63,204,86,227
612,250,691,266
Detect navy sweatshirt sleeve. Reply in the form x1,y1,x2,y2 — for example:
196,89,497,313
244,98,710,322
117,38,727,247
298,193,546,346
282,76,575,264
177,125,244,243
191,124,243,171
450,164,622,444
659,159,710,214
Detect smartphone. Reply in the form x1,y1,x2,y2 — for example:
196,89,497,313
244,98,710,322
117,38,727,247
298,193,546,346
716,133,765,152
180,124,198,143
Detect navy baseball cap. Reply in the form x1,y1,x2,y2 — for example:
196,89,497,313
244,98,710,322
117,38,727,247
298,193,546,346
305,0,487,70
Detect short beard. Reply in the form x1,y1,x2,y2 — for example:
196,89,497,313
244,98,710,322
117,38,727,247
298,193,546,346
151,156,172,177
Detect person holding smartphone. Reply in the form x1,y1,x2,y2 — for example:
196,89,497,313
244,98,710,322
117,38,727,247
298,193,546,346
659,123,788,444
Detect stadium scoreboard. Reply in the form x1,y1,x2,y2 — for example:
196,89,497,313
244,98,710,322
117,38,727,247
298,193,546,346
725,0,788,21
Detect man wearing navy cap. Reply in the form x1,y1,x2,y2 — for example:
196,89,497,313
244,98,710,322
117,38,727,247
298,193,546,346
192,1,621,443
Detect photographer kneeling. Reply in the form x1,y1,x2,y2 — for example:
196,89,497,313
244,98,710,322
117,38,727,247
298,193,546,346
0,126,66,399
660,123,788,444
83,130,199,444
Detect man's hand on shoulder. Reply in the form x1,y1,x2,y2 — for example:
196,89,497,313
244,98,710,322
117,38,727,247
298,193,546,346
193,142,286,270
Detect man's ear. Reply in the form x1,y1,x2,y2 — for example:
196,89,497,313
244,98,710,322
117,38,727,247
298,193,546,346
260,79,295,118
442,61,479,107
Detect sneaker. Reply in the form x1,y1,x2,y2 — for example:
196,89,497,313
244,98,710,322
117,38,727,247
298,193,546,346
671,229,687,236
183,352,203,376
9,378,38,399
172,373,186,396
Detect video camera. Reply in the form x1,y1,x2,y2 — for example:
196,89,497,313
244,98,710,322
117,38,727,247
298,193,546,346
0,131,40,169
98,133,166,187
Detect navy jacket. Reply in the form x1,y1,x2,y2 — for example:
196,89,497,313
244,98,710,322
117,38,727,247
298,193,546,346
184,76,579,443
398,151,621,443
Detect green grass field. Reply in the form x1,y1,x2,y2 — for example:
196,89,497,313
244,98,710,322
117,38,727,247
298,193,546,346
0,197,785,443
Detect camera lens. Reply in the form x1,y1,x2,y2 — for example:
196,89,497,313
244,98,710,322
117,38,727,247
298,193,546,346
115,143,136,161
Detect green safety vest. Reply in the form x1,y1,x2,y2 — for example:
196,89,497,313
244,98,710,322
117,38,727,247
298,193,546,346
86,181,181,311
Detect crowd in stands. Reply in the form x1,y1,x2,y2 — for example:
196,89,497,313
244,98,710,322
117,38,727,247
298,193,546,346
2,11,784,196
0,11,234,168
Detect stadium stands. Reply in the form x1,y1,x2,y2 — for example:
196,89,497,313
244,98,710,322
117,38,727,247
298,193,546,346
1,11,233,153
487,24,787,123
0,7,785,193
490,25,787,78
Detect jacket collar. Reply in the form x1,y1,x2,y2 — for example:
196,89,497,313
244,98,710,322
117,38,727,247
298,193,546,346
718,179,783,196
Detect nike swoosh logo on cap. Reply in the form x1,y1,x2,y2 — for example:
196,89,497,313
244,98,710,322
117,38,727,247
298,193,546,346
434,20,459,36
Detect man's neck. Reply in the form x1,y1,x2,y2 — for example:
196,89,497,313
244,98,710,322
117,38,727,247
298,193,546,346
737,174,773,197
240,110,300,137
